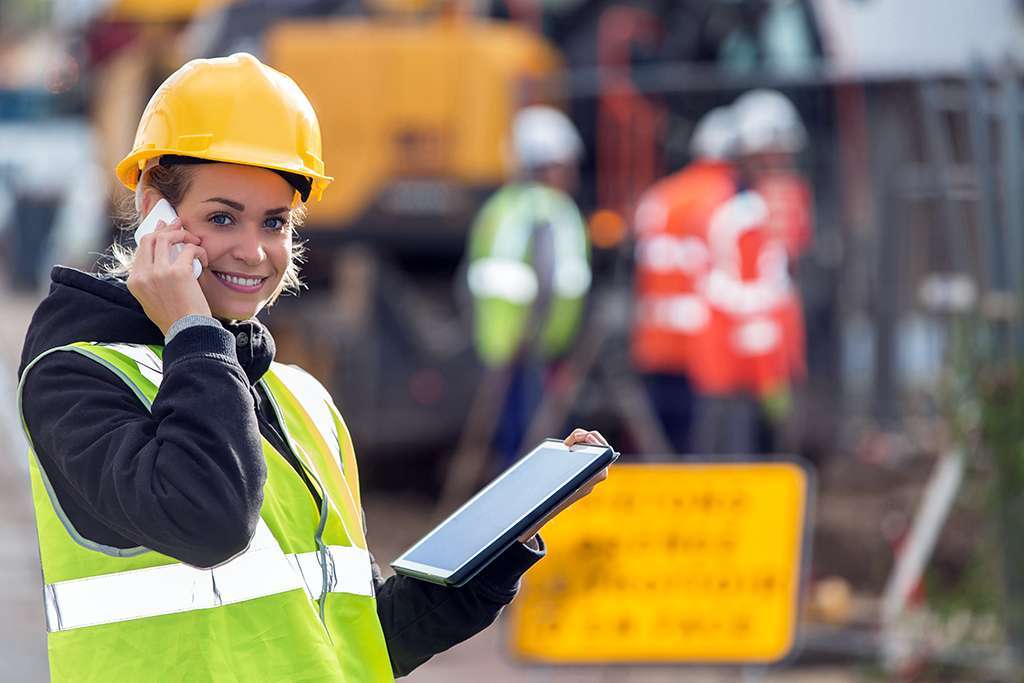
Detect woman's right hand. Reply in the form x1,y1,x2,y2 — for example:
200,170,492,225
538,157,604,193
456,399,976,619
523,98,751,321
128,217,211,336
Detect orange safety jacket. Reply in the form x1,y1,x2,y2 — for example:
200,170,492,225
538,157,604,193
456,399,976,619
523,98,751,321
631,160,737,375
692,191,805,397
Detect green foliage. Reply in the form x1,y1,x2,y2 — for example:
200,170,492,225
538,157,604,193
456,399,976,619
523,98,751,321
925,542,1001,618
933,314,1024,657
978,363,1024,656
980,366,1024,502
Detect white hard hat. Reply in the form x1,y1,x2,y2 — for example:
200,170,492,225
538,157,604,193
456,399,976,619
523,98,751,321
690,106,739,160
733,89,806,155
512,105,583,170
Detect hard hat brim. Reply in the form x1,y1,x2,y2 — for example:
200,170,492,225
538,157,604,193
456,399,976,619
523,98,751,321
116,149,333,202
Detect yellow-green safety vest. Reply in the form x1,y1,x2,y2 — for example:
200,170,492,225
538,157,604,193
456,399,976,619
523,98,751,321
466,182,591,367
18,342,394,682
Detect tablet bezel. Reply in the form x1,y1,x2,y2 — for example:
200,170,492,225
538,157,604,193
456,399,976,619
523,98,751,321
391,439,617,587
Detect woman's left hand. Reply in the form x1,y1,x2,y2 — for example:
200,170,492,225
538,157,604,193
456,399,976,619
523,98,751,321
517,428,613,543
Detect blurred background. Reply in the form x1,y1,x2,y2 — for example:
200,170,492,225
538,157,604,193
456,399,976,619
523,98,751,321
2,0,1024,681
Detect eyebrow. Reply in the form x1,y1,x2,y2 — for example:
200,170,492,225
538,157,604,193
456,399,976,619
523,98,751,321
204,198,289,216
204,197,244,211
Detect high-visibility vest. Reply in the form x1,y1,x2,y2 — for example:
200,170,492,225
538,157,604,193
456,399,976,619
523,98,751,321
466,183,591,367
694,192,804,397
18,342,394,683
631,160,737,375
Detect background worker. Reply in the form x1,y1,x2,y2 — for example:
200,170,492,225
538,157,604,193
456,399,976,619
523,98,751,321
630,106,740,455
731,88,811,450
689,183,799,455
465,105,592,469
17,53,609,682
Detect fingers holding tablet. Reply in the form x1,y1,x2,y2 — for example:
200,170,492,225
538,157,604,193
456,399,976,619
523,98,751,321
562,427,613,498
564,427,610,449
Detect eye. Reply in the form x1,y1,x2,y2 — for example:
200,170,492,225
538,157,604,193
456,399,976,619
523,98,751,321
210,213,234,226
264,216,288,232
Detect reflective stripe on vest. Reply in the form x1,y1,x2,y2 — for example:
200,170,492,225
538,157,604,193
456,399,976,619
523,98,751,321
470,183,591,305
44,518,374,632
287,545,374,601
467,257,539,304
635,293,711,334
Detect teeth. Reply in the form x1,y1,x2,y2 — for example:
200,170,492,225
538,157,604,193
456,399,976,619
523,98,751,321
216,272,263,287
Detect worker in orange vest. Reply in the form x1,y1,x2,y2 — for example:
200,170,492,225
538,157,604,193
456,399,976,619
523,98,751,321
735,90,811,443
688,89,810,454
690,187,802,454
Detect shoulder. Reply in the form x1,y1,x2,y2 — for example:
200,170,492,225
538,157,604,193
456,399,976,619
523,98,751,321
266,362,343,423
266,362,354,452
22,343,142,388
20,344,152,453
474,185,525,225
268,361,328,397
20,344,155,417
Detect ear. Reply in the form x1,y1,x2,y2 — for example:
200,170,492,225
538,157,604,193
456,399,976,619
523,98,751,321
138,187,165,218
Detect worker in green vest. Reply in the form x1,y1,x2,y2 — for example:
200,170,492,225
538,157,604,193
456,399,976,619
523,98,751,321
465,105,592,467
17,53,610,682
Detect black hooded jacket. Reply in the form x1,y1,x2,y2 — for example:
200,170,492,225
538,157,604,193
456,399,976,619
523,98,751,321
18,266,543,677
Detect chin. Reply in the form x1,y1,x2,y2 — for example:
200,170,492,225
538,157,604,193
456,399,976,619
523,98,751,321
210,302,265,322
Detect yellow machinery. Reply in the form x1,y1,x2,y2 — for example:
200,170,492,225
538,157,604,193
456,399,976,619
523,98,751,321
265,16,562,230
107,0,234,22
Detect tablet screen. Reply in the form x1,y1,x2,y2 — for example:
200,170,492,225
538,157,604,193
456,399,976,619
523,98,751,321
397,443,610,574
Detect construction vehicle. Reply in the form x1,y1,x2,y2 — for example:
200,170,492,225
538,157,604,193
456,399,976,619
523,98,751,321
266,14,561,245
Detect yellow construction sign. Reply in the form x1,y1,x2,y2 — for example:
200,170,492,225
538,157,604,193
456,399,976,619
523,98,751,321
509,462,811,664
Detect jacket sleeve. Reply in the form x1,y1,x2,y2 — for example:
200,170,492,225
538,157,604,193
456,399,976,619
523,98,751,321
370,536,544,677
20,325,267,568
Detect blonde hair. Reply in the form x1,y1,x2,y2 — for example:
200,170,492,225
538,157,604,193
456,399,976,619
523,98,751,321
103,163,308,306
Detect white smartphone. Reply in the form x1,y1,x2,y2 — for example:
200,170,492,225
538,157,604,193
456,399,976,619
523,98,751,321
134,198,202,279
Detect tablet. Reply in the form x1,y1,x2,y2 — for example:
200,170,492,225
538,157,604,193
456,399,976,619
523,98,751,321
392,438,617,587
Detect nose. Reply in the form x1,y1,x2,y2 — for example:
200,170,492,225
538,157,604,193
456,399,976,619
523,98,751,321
232,224,266,266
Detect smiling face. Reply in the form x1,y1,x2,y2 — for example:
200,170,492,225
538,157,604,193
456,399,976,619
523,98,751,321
144,163,297,321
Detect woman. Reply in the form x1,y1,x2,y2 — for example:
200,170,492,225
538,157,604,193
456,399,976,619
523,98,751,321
17,53,609,682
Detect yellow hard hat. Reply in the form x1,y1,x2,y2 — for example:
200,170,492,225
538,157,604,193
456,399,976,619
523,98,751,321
115,52,332,202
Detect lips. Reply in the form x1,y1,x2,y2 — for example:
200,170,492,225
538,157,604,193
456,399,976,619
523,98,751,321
212,271,269,293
